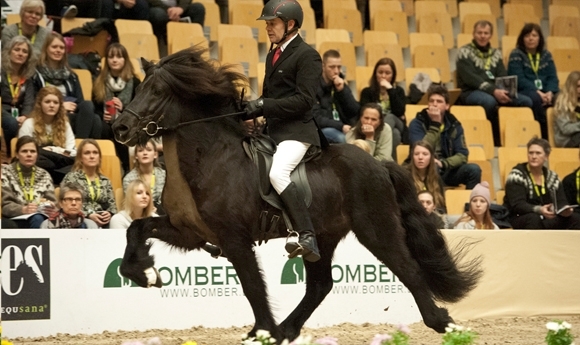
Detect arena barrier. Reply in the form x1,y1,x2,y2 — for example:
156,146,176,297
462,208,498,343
1,229,579,338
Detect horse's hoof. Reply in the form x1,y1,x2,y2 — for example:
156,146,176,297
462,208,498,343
144,267,162,288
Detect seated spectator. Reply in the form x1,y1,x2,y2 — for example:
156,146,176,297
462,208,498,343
360,57,406,152
1,136,57,228
507,23,559,140
504,136,580,229
554,71,580,148
1,0,49,54
453,181,499,230
61,139,117,228
2,36,38,156
346,103,393,161
92,43,141,172
43,0,148,20
101,0,149,20
110,180,157,229
457,20,533,146
418,190,448,229
41,182,98,229
409,84,482,189
33,32,101,139
19,86,76,184
312,49,359,143
123,139,166,214
406,140,446,212
148,0,205,44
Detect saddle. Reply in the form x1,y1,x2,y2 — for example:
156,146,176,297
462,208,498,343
243,134,321,243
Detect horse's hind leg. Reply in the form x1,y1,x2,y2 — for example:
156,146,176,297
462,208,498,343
120,216,205,288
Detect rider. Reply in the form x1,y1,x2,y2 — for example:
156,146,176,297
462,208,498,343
245,0,322,262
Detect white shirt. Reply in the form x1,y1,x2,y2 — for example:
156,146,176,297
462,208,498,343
19,118,77,154
109,210,158,229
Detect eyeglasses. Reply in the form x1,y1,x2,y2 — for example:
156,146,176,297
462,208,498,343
62,197,82,203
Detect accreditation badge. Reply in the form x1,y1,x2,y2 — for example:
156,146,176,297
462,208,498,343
332,109,340,121
11,107,19,118
534,79,543,89
485,70,495,79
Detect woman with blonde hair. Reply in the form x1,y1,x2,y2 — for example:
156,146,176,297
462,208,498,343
1,0,49,53
454,181,499,229
406,140,446,211
554,71,580,148
33,32,101,139
61,139,117,228
110,180,157,229
2,35,38,154
18,86,76,183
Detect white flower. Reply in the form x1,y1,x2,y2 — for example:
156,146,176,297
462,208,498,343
561,321,572,329
455,325,465,332
445,327,453,333
546,322,560,331
448,322,457,329
256,330,271,339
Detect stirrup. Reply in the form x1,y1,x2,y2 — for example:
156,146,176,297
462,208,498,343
285,230,302,258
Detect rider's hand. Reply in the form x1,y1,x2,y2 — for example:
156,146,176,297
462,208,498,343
245,98,264,117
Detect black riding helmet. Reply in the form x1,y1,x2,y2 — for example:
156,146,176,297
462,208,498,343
257,0,303,46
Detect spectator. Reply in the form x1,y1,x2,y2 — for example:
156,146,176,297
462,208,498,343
554,71,580,148
507,23,559,140
453,181,499,230
312,49,360,143
409,84,482,189
43,0,148,20
61,139,117,228
406,140,446,212
123,139,166,214
18,86,76,184
101,0,149,20
2,136,57,228
562,148,580,214
92,43,141,172
504,136,580,229
418,190,448,229
148,0,205,44
110,180,157,228
33,32,102,139
2,36,38,156
360,57,406,152
456,20,533,146
41,182,99,229
346,103,393,161
1,0,49,54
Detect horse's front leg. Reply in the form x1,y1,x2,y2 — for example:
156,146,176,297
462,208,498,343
120,216,205,288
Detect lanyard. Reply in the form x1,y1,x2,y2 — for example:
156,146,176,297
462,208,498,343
85,173,101,202
527,52,540,75
17,164,36,202
150,169,156,191
7,74,25,106
576,170,580,205
17,23,36,44
471,42,491,70
527,164,545,197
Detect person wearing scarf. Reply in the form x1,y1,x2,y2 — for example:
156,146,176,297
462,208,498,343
41,182,98,229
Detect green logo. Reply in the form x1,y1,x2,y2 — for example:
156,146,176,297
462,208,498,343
280,258,305,284
103,258,138,288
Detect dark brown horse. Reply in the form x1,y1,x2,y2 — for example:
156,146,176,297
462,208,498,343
112,47,481,343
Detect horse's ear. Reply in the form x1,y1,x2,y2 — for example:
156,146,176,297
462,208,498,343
141,58,152,71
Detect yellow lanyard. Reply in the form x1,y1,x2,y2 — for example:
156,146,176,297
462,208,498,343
17,23,36,44
7,74,24,106
17,164,36,202
472,42,492,70
576,169,580,205
527,164,545,197
85,173,101,202
527,52,540,75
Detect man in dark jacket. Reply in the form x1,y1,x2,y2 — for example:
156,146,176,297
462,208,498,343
245,0,321,262
312,49,360,143
148,0,205,44
409,84,481,189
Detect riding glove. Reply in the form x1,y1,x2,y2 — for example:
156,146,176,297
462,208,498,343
245,98,264,117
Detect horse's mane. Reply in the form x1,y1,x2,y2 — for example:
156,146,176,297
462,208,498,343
147,47,248,104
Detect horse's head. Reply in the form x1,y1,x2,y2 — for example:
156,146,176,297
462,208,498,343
113,47,247,146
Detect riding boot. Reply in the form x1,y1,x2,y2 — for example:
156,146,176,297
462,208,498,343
279,182,320,262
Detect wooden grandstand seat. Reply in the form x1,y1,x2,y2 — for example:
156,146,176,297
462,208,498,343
445,189,473,215
549,5,580,28
369,0,404,16
202,0,221,42
115,19,153,35
396,144,410,164
413,45,451,83
508,0,543,19
546,107,557,148
461,119,495,160
217,24,254,48
458,2,492,25
355,65,374,100
495,189,505,204
551,18,580,48
220,37,259,78
257,61,265,95
467,146,487,161
372,11,409,48
465,0,500,18
102,155,123,192
171,37,210,57
315,29,351,50
417,12,454,49
71,69,92,101
451,105,487,121
167,22,206,55
470,159,496,200
318,41,356,82
552,49,580,74
552,161,578,180
552,0,580,14
547,36,580,51
415,1,450,17
550,148,579,166
325,8,363,47
365,44,405,76
504,120,542,148
405,104,427,124
503,4,536,26
501,36,518,66
300,6,317,46
498,146,527,188
119,33,159,61
409,33,444,57
61,17,108,56
456,33,472,48
505,15,541,36
115,188,125,213
323,0,356,17
419,0,458,17
498,107,534,146
462,14,498,48
130,58,145,81
364,30,399,47
229,2,267,43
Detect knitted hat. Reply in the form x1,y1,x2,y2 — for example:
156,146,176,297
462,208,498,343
470,181,491,205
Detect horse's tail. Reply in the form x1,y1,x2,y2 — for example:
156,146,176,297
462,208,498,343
382,161,482,303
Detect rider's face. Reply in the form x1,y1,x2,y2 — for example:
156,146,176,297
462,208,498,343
265,18,295,44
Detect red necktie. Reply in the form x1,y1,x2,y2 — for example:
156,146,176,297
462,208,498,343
272,47,281,66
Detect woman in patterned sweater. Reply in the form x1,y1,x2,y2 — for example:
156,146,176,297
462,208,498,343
1,136,57,228
61,139,117,228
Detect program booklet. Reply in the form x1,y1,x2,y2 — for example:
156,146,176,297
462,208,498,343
495,75,518,99
551,189,578,215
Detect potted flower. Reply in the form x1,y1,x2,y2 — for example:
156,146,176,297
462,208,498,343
545,320,575,345
441,323,477,345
